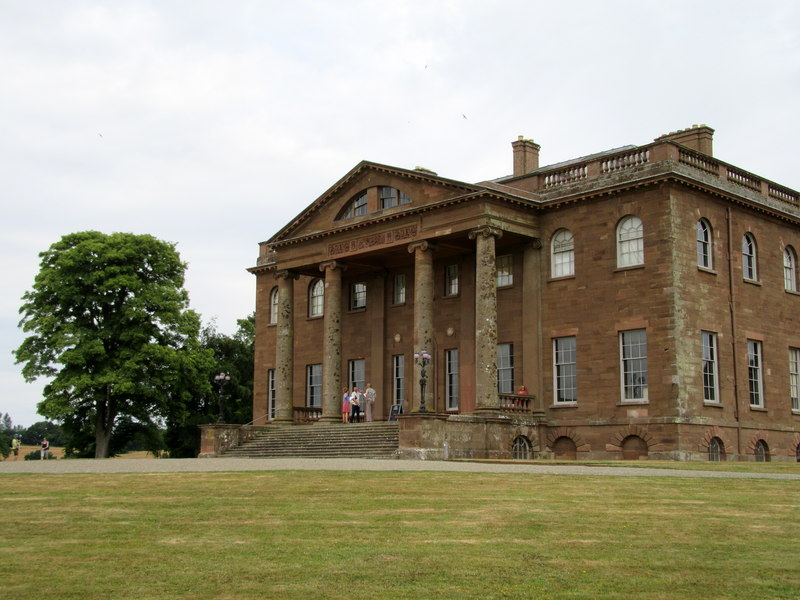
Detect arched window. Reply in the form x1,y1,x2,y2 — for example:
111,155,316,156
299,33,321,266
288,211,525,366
336,186,412,220
269,287,279,325
621,435,648,460
511,436,531,460
551,228,575,277
754,439,770,462
708,437,725,462
309,279,324,317
337,191,368,220
617,216,644,268
742,233,758,281
784,246,798,292
379,186,411,209
696,219,712,269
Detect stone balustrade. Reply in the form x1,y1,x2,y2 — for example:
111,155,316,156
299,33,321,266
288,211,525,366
532,140,799,215
293,406,322,423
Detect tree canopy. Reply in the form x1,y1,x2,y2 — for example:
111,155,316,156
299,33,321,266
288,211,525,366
15,231,214,458
165,314,254,457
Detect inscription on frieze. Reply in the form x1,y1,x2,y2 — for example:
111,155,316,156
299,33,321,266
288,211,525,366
328,225,418,256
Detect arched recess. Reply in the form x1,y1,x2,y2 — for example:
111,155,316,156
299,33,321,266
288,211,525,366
753,439,770,462
621,435,648,460
701,426,732,461
552,436,577,460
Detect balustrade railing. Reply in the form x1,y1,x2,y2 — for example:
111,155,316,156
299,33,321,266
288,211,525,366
769,184,799,206
543,165,588,188
531,140,797,215
498,393,545,417
601,149,650,173
726,166,761,191
293,406,322,423
678,147,719,175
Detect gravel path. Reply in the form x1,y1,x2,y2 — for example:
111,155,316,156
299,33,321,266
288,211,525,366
1,457,799,479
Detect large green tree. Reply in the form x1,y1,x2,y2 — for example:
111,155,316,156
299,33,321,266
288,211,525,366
15,231,213,458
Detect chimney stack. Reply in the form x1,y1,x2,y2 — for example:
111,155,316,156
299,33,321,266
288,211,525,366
512,136,540,177
654,124,715,156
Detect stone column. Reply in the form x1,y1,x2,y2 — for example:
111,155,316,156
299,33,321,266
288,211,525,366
408,241,436,412
469,226,503,412
274,270,297,423
320,260,344,421
522,239,543,410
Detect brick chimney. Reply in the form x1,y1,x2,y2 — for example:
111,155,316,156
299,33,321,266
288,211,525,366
512,136,540,177
654,124,715,156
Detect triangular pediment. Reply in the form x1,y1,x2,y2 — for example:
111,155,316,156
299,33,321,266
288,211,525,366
266,161,483,244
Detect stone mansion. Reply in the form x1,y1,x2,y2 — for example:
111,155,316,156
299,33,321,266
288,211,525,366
247,125,800,461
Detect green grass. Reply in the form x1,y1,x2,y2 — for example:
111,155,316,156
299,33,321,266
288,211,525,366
1,470,798,599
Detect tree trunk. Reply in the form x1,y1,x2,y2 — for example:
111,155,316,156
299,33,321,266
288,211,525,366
94,397,115,458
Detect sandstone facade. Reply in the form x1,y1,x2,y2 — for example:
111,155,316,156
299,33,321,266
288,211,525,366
249,126,800,461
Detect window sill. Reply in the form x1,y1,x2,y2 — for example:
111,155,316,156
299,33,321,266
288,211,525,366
749,405,767,412
391,302,407,308
792,410,800,416
496,284,514,290
307,315,323,321
348,307,367,314
617,400,649,406
442,293,460,300
551,402,578,408
548,275,575,283
743,278,761,286
614,265,644,274
703,401,724,408
785,289,800,297
697,266,717,276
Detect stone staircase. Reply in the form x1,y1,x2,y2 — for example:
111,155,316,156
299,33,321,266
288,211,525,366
222,421,400,459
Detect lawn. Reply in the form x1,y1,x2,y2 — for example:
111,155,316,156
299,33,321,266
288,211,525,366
1,470,797,599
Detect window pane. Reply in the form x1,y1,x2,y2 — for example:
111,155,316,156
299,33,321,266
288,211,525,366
702,331,718,403
445,264,459,296
742,234,757,281
307,364,322,407
790,348,800,411
496,255,513,287
392,355,405,407
350,282,366,309
697,220,711,268
446,349,459,410
497,343,514,393
268,369,276,420
747,340,763,407
309,279,324,317
269,287,279,325
554,336,577,403
784,248,797,292
617,216,643,267
621,329,648,401
349,359,365,391
393,274,406,304
552,229,575,277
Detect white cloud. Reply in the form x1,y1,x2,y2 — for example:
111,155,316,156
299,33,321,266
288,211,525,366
2,0,800,426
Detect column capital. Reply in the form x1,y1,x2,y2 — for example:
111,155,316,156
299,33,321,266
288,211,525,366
319,260,346,273
274,269,299,281
468,226,504,241
407,240,437,254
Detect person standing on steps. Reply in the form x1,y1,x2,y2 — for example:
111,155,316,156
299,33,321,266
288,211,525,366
365,383,376,422
341,387,350,423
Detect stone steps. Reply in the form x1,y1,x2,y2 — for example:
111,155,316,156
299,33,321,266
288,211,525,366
222,422,399,459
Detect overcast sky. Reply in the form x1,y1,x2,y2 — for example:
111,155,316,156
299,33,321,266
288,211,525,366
3,0,799,427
